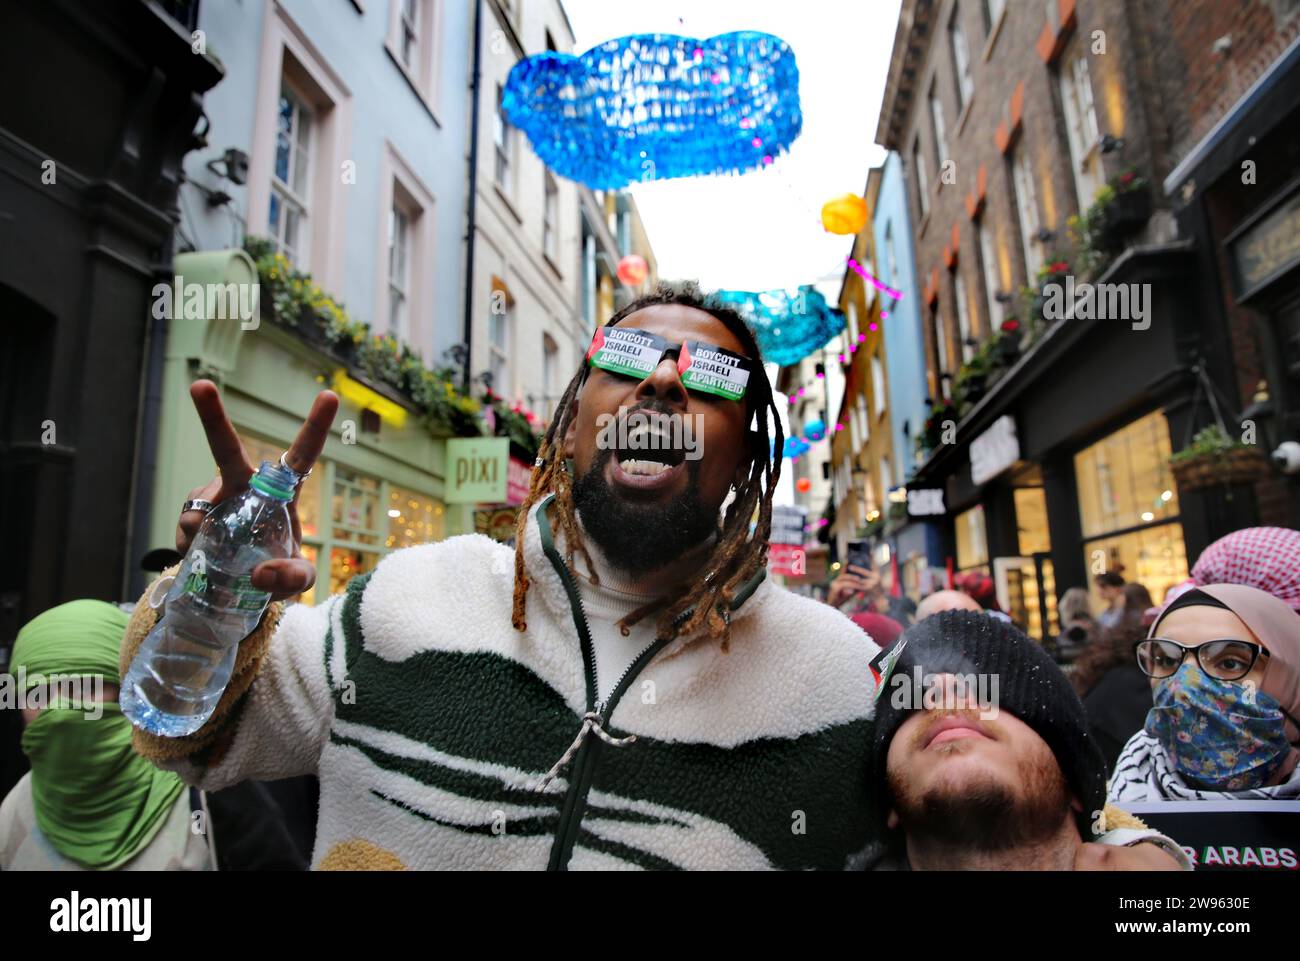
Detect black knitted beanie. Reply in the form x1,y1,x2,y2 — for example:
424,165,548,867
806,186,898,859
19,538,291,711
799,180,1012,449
870,609,1108,837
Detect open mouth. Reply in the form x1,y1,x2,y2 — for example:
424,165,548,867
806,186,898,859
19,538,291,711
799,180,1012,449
609,422,687,490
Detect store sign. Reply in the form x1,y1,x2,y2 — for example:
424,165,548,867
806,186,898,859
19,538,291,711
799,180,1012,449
970,415,1020,486
770,505,808,546
506,456,532,506
446,437,509,504
1122,801,1300,871
1229,185,1300,301
907,488,946,517
769,543,807,577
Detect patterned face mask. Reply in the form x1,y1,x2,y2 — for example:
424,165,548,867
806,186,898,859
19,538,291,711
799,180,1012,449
1145,662,1292,791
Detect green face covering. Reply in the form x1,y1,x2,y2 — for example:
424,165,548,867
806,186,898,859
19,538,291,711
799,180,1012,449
20,698,184,869
11,598,185,870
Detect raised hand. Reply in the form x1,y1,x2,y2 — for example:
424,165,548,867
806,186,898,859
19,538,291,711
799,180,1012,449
176,379,339,600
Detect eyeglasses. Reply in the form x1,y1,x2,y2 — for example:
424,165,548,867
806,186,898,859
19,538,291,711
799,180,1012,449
585,326,753,402
1134,638,1270,681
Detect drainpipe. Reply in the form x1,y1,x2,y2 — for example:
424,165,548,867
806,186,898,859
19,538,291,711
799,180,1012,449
462,0,484,393
124,235,174,602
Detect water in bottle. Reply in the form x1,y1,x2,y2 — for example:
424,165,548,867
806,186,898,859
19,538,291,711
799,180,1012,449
122,461,299,736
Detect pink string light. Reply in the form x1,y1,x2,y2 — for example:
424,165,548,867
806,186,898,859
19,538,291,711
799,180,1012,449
846,257,903,300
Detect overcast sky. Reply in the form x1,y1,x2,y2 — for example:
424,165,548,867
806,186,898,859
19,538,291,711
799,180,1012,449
561,0,902,297
559,0,904,507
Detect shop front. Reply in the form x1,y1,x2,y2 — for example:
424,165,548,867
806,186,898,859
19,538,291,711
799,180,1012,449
1165,35,1300,528
908,241,1251,642
145,250,476,605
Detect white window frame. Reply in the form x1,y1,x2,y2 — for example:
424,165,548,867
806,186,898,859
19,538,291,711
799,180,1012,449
913,137,929,218
494,83,514,194
489,279,512,398
954,268,974,361
978,217,1003,330
375,141,437,350
388,204,410,340
542,333,559,419
386,0,443,117
1012,145,1044,280
929,81,950,168
270,83,313,267
950,5,974,109
1060,52,1103,213
543,172,559,262
247,6,352,294
933,305,950,378
871,354,887,419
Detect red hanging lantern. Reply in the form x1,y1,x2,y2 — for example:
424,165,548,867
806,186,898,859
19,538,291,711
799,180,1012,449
616,254,649,286
796,477,812,493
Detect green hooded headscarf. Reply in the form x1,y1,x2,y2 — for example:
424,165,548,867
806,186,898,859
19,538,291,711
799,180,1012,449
11,599,184,869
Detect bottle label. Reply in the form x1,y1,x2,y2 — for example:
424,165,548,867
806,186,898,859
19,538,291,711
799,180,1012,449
181,568,268,612
233,574,269,612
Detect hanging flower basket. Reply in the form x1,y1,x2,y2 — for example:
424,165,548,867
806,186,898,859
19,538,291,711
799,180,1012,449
1169,425,1271,492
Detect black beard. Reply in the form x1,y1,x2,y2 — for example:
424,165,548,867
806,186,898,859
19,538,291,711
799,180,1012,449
571,446,718,579
885,739,1073,853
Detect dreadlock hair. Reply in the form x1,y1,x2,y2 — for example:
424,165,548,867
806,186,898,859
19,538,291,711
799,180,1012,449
510,280,784,652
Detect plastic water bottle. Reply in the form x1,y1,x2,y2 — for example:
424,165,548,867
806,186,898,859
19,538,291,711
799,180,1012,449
122,461,299,737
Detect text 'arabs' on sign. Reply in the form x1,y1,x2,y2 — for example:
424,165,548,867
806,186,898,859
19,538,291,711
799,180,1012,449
677,341,752,401
586,327,665,378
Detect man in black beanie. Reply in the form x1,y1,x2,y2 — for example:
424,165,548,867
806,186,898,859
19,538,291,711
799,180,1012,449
863,610,1189,870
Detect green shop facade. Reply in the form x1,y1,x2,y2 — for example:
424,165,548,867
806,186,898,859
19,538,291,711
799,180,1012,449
147,249,478,606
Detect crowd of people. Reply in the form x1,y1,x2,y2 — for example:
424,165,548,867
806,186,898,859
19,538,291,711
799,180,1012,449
828,524,1300,862
0,284,1296,872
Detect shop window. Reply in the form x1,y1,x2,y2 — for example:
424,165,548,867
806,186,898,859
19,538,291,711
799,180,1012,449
1081,522,1189,609
1075,411,1181,538
955,504,988,570
237,434,446,606
1014,486,1050,555
386,485,446,549
1076,411,1187,607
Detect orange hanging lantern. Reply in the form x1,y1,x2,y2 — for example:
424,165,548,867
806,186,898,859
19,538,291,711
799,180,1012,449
820,193,868,235
616,254,649,286
796,477,812,493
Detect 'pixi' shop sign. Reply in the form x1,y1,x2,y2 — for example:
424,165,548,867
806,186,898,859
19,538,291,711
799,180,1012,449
446,437,510,504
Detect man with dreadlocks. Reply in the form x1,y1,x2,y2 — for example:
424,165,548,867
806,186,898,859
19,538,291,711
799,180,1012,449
119,283,1182,870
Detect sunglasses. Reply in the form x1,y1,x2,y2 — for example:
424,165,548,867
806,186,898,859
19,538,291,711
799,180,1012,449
1134,638,1270,682
585,326,753,402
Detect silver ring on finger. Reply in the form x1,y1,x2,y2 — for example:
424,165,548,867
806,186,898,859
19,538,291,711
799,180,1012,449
182,498,216,515
280,451,312,484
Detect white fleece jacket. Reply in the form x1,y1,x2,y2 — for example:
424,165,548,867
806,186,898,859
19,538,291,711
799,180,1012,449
135,498,1184,869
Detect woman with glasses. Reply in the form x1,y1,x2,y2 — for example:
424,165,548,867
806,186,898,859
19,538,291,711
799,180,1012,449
1108,584,1300,802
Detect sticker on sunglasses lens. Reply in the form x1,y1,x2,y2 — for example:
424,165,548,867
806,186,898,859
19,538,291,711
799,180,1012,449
587,327,667,378
677,341,751,400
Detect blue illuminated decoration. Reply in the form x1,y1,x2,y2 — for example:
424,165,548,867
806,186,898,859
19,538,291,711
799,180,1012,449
712,285,845,367
501,32,802,189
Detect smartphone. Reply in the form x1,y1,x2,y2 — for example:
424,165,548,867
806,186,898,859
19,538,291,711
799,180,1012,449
846,539,873,573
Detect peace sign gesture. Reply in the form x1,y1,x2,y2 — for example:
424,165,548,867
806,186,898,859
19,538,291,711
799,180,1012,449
176,379,339,600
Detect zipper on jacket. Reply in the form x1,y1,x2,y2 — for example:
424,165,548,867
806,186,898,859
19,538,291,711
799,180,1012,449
533,496,765,870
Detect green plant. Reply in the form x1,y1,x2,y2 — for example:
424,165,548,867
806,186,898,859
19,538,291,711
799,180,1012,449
1170,424,1250,462
242,235,493,441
